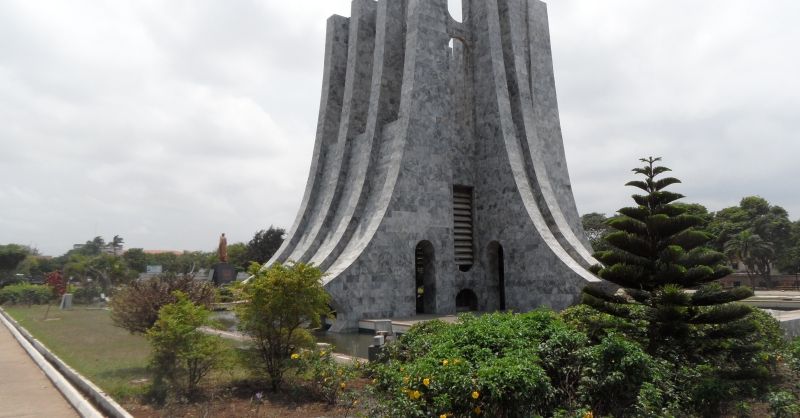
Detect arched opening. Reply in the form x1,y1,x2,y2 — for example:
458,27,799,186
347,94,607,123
487,241,506,310
415,241,436,314
447,0,463,23
456,289,478,312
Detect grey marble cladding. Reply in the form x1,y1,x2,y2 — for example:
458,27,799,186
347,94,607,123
266,0,601,331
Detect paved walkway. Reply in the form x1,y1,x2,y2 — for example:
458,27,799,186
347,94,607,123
0,318,78,418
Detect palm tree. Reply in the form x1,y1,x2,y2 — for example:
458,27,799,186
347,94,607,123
724,230,774,288
111,235,124,256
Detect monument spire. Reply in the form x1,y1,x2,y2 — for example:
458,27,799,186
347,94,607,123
267,0,600,331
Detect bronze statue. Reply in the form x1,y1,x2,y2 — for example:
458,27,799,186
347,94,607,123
218,233,228,263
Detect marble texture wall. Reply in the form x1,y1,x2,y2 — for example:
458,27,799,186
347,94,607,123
267,0,602,331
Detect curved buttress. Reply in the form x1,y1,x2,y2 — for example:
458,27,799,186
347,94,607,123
277,0,378,265
308,0,407,271
267,14,350,266
495,0,597,268
479,0,600,283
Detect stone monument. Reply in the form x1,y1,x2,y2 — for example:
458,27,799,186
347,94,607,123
212,233,236,286
267,0,601,331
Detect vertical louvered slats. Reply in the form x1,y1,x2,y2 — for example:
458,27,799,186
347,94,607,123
453,186,473,270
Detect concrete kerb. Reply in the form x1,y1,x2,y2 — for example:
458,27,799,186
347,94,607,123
0,307,133,418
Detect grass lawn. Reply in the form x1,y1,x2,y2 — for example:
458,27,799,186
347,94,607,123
2,304,367,417
3,305,151,399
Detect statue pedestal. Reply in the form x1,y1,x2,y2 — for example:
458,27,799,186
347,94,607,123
212,263,236,286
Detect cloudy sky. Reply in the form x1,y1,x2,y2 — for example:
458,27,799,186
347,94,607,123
1,1,798,256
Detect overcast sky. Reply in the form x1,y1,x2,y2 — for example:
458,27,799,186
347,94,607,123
1,1,798,256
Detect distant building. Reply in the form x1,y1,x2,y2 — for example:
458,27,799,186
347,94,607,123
72,243,123,255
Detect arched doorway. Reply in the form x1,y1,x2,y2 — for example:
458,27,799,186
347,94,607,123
415,241,436,314
456,289,478,312
488,241,506,310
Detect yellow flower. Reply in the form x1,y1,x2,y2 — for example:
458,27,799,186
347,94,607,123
474,406,482,415
403,376,409,384
423,378,430,387
442,359,449,366
371,378,378,385
291,353,300,360
319,351,326,357
340,382,346,389
409,390,421,400
471,391,480,400
583,412,594,418
439,414,447,418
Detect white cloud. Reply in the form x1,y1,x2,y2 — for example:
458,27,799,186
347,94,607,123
0,0,797,255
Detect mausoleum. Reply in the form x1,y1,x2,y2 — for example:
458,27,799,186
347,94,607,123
267,0,601,331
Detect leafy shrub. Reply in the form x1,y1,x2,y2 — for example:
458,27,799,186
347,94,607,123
236,262,330,391
561,304,646,345
0,283,52,305
788,336,800,373
73,286,101,304
146,291,227,400
215,285,235,303
369,311,685,417
293,346,357,405
110,274,215,334
768,390,800,418
579,333,660,417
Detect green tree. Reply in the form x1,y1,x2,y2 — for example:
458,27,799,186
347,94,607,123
581,213,612,251
236,261,330,391
581,157,751,358
707,196,793,284
724,230,775,287
244,226,285,265
778,245,800,287
111,235,124,256
123,248,147,272
146,291,226,399
0,244,30,283
226,242,248,271
81,236,106,256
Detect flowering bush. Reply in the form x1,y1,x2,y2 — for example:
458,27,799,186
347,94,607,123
367,310,679,417
292,346,357,405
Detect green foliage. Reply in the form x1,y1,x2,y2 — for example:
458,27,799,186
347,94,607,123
0,244,30,282
235,262,330,391
244,227,286,265
787,337,800,373
583,157,752,360
581,213,612,252
708,196,795,285
0,283,52,305
72,286,102,304
369,311,671,417
110,274,216,334
146,292,227,400
579,333,660,417
226,243,249,272
768,391,800,418
123,248,147,272
292,346,357,405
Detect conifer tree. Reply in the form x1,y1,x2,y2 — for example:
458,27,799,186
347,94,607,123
582,157,754,359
